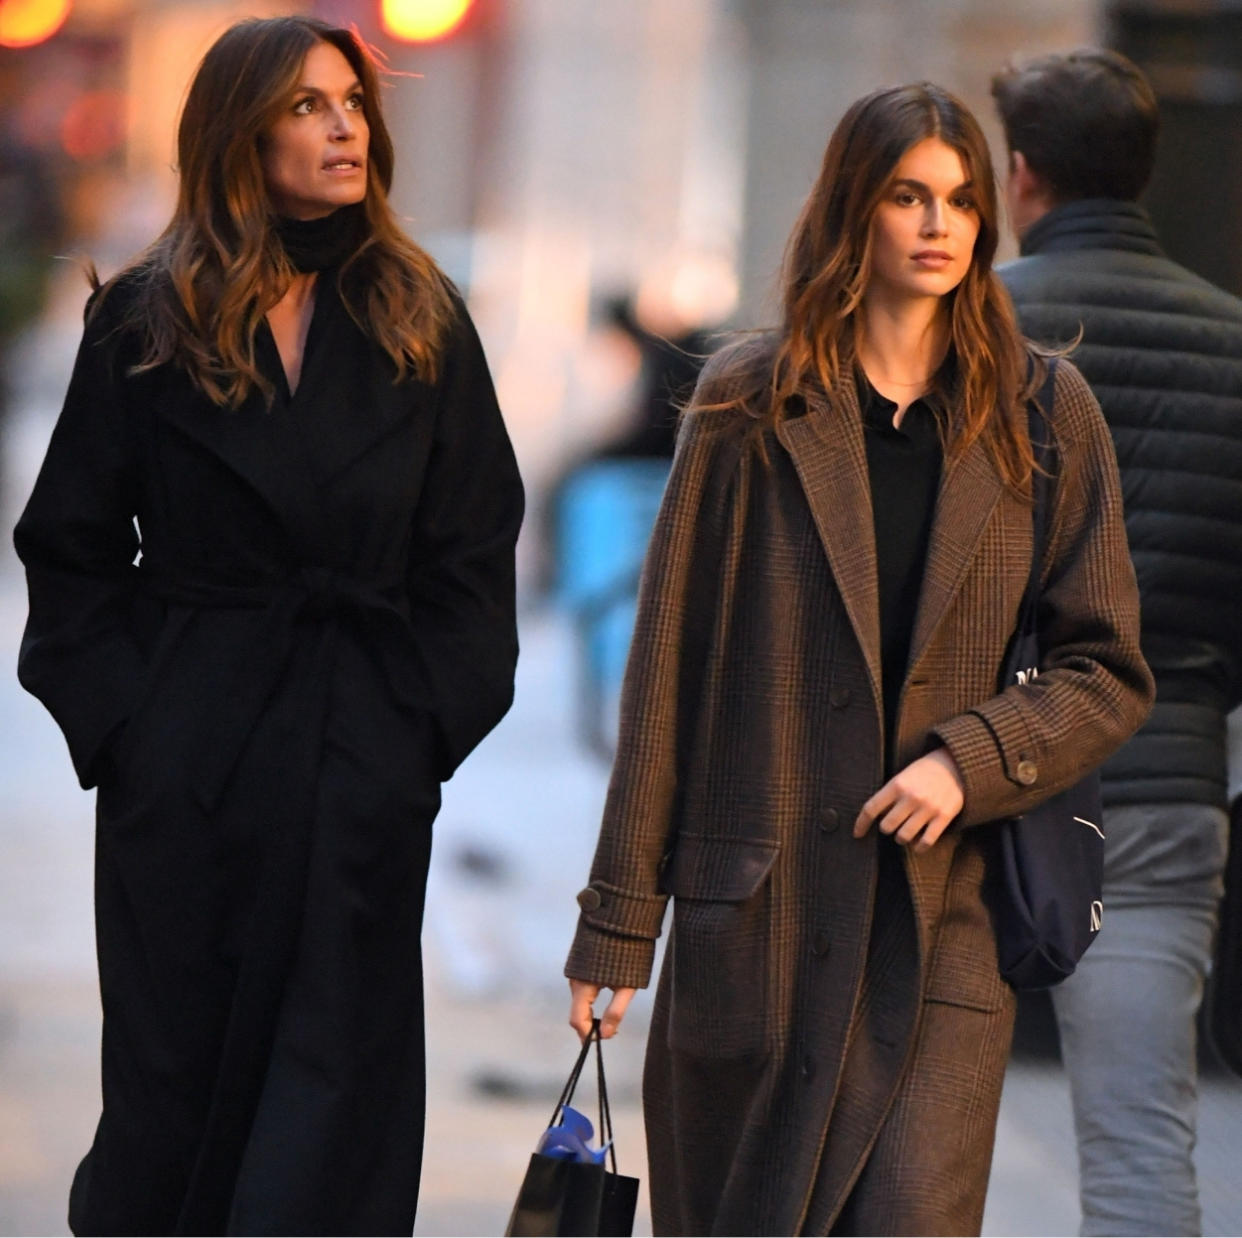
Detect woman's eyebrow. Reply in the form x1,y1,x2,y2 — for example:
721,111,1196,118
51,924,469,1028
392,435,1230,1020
892,176,975,193
293,79,364,97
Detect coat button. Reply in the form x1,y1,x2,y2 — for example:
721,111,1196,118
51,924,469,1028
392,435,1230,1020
829,686,852,709
812,931,831,957
576,886,602,912
801,1055,816,1080
820,808,840,833
1016,759,1038,786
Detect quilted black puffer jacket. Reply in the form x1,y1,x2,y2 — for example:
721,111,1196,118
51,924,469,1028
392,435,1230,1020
1001,199,1242,808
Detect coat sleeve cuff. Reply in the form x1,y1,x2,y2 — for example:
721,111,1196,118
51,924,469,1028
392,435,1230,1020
564,917,659,991
573,879,667,938
932,700,1042,827
18,638,148,791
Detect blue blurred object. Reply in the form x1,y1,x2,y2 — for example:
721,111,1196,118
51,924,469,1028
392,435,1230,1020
555,458,670,758
534,1104,610,1164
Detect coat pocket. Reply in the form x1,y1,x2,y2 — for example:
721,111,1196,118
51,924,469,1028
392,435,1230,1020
662,833,780,1059
925,841,1013,1014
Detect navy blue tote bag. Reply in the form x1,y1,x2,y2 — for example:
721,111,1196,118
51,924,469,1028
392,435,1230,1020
989,360,1106,990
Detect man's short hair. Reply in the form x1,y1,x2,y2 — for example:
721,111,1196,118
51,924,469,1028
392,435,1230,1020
991,48,1159,202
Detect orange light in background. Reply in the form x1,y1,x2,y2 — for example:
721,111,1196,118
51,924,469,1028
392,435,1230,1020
0,0,72,49
381,0,473,44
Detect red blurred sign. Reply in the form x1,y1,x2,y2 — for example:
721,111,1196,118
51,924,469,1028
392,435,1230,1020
0,0,72,49
60,87,126,161
380,0,473,44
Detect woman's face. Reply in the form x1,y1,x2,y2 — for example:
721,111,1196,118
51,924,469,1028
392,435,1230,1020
866,137,980,309
262,41,369,220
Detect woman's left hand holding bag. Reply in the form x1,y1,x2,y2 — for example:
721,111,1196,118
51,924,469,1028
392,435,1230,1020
853,748,965,853
568,979,637,1042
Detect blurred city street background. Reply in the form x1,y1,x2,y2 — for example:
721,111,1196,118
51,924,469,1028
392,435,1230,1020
2,0,1242,1235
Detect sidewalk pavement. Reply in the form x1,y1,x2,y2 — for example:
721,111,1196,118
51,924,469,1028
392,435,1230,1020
2,317,1240,1236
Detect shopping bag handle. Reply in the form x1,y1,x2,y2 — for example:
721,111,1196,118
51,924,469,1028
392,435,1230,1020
593,1020,618,1175
551,1018,620,1174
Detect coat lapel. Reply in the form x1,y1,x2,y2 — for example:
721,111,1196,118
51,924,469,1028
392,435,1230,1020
158,394,316,542
777,380,1007,728
154,276,416,553
285,277,420,487
776,380,883,711
905,433,1004,674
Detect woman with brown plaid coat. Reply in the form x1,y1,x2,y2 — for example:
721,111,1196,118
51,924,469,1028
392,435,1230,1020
564,83,1152,1236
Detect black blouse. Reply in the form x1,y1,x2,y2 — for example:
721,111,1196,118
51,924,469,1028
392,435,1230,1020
858,372,944,769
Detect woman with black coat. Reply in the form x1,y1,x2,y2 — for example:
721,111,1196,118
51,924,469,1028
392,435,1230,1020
14,17,523,1235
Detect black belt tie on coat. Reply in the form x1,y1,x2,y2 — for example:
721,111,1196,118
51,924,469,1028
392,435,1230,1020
135,562,425,1233
140,562,421,810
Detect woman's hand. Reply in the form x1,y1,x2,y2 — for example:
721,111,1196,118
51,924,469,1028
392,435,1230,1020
568,978,636,1041
853,747,965,853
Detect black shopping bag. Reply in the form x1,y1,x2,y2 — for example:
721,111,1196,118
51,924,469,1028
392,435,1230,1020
505,1019,639,1237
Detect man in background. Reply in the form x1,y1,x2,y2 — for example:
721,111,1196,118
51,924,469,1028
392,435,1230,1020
992,48,1242,1236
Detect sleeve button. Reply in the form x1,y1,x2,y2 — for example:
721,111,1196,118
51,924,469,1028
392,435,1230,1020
1016,759,1038,786
576,886,602,912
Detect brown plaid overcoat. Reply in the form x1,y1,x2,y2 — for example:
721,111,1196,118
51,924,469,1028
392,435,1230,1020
565,341,1153,1236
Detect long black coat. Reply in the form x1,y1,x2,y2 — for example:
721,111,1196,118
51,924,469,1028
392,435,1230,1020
14,272,523,1235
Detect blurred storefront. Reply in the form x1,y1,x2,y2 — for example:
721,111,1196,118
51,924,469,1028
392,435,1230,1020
2,0,299,249
0,1,125,348
1110,0,1242,297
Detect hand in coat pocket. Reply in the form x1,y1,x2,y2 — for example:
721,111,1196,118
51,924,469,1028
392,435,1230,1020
854,748,965,852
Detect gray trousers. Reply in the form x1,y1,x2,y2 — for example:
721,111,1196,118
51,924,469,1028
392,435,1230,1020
1051,802,1229,1237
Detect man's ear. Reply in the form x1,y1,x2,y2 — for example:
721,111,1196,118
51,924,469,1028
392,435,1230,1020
1004,149,1056,236
1009,150,1047,205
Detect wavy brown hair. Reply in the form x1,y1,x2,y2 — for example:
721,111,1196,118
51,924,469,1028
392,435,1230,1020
739,83,1041,490
94,16,454,408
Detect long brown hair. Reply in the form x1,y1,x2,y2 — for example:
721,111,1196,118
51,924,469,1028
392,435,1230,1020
755,83,1039,489
95,16,454,408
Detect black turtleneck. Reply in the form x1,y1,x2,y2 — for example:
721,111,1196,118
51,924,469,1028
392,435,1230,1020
274,202,367,273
